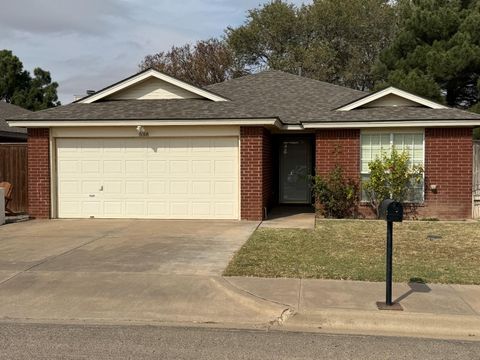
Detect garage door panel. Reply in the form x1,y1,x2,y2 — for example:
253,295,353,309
170,160,189,173
214,160,235,175
125,160,145,174
125,201,145,216
170,202,189,216
57,137,238,219
147,201,168,216
104,201,123,216
192,160,212,174
82,181,102,193
103,160,123,173
147,160,167,174
214,202,235,216
59,201,80,215
147,181,166,194
191,202,211,216
214,181,234,195
103,180,123,195
58,160,80,173
192,181,211,194
82,201,101,216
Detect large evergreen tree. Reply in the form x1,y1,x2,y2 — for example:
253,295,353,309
375,0,480,108
0,50,60,111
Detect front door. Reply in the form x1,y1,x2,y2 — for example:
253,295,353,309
279,139,312,204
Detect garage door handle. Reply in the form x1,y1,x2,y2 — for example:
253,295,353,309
89,194,95,197
99,185,104,191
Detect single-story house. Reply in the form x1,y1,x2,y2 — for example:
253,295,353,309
0,102,29,142
7,69,480,220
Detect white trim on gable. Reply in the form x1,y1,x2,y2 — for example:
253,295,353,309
336,86,448,111
77,69,229,103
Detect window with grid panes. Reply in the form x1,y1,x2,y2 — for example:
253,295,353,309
360,132,424,203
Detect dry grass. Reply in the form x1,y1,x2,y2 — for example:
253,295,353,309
224,220,480,284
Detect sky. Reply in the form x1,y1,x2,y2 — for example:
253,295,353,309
1,0,308,104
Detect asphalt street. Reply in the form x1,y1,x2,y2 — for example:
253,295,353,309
0,323,478,359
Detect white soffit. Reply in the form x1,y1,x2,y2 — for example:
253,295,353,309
77,69,229,103
337,86,448,111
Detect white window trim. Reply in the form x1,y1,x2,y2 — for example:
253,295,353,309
360,129,425,204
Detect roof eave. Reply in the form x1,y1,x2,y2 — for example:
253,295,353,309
7,117,283,128
302,120,480,128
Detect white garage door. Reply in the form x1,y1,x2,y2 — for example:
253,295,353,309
56,137,239,219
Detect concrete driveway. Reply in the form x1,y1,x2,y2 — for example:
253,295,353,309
0,219,288,326
0,219,258,278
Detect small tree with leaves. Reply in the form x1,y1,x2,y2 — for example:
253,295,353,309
363,147,424,218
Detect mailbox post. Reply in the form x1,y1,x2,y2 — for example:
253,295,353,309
377,199,403,311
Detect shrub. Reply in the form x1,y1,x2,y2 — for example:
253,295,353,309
311,165,359,218
363,147,424,218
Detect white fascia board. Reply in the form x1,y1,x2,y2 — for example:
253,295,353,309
302,120,480,128
337,87,448,111
7,118,280,128
78,69,228,103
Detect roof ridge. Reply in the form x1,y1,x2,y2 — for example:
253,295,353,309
205,69,367,97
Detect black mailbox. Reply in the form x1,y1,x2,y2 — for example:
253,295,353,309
379,199,403,222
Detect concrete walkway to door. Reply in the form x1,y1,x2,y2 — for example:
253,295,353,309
0,219,288,326
260,206,316,229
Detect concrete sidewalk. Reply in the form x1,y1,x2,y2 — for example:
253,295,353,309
227,277,480,339
1,220,478,339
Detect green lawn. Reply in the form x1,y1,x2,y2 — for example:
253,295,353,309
224,220,480,284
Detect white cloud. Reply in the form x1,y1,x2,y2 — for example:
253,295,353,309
0,0,310,104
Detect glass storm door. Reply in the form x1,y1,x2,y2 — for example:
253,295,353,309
279,139,312,204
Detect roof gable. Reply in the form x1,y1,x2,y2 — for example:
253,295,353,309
77,69,229,103
336,86,448,111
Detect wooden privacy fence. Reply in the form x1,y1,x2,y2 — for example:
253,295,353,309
474,141,480,219
0,143,28,213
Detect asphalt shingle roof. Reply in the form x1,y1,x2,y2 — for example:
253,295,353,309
0,102,30,134
8,70,480,124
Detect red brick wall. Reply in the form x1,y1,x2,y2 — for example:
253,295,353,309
315,129,360,180
27,128,50,219
240,126,273,220
315,128,473,220
262,129,274,211
418,128,473,219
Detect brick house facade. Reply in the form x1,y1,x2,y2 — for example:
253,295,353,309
9,69,479,221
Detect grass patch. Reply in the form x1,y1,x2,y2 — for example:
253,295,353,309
224,220,480,284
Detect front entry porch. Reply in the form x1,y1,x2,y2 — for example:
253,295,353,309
260,205,315,229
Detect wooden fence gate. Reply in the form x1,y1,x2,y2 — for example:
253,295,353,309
0,143,28,213
474,141,480,219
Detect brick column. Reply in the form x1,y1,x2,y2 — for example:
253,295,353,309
27,128,51,219
240,126,272,220
315,129,360,179
420,128,472,219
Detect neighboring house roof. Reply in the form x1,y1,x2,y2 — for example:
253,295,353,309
0,102,29,139
7,69,480,129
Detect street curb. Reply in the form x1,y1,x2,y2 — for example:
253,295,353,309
282,309,480,340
